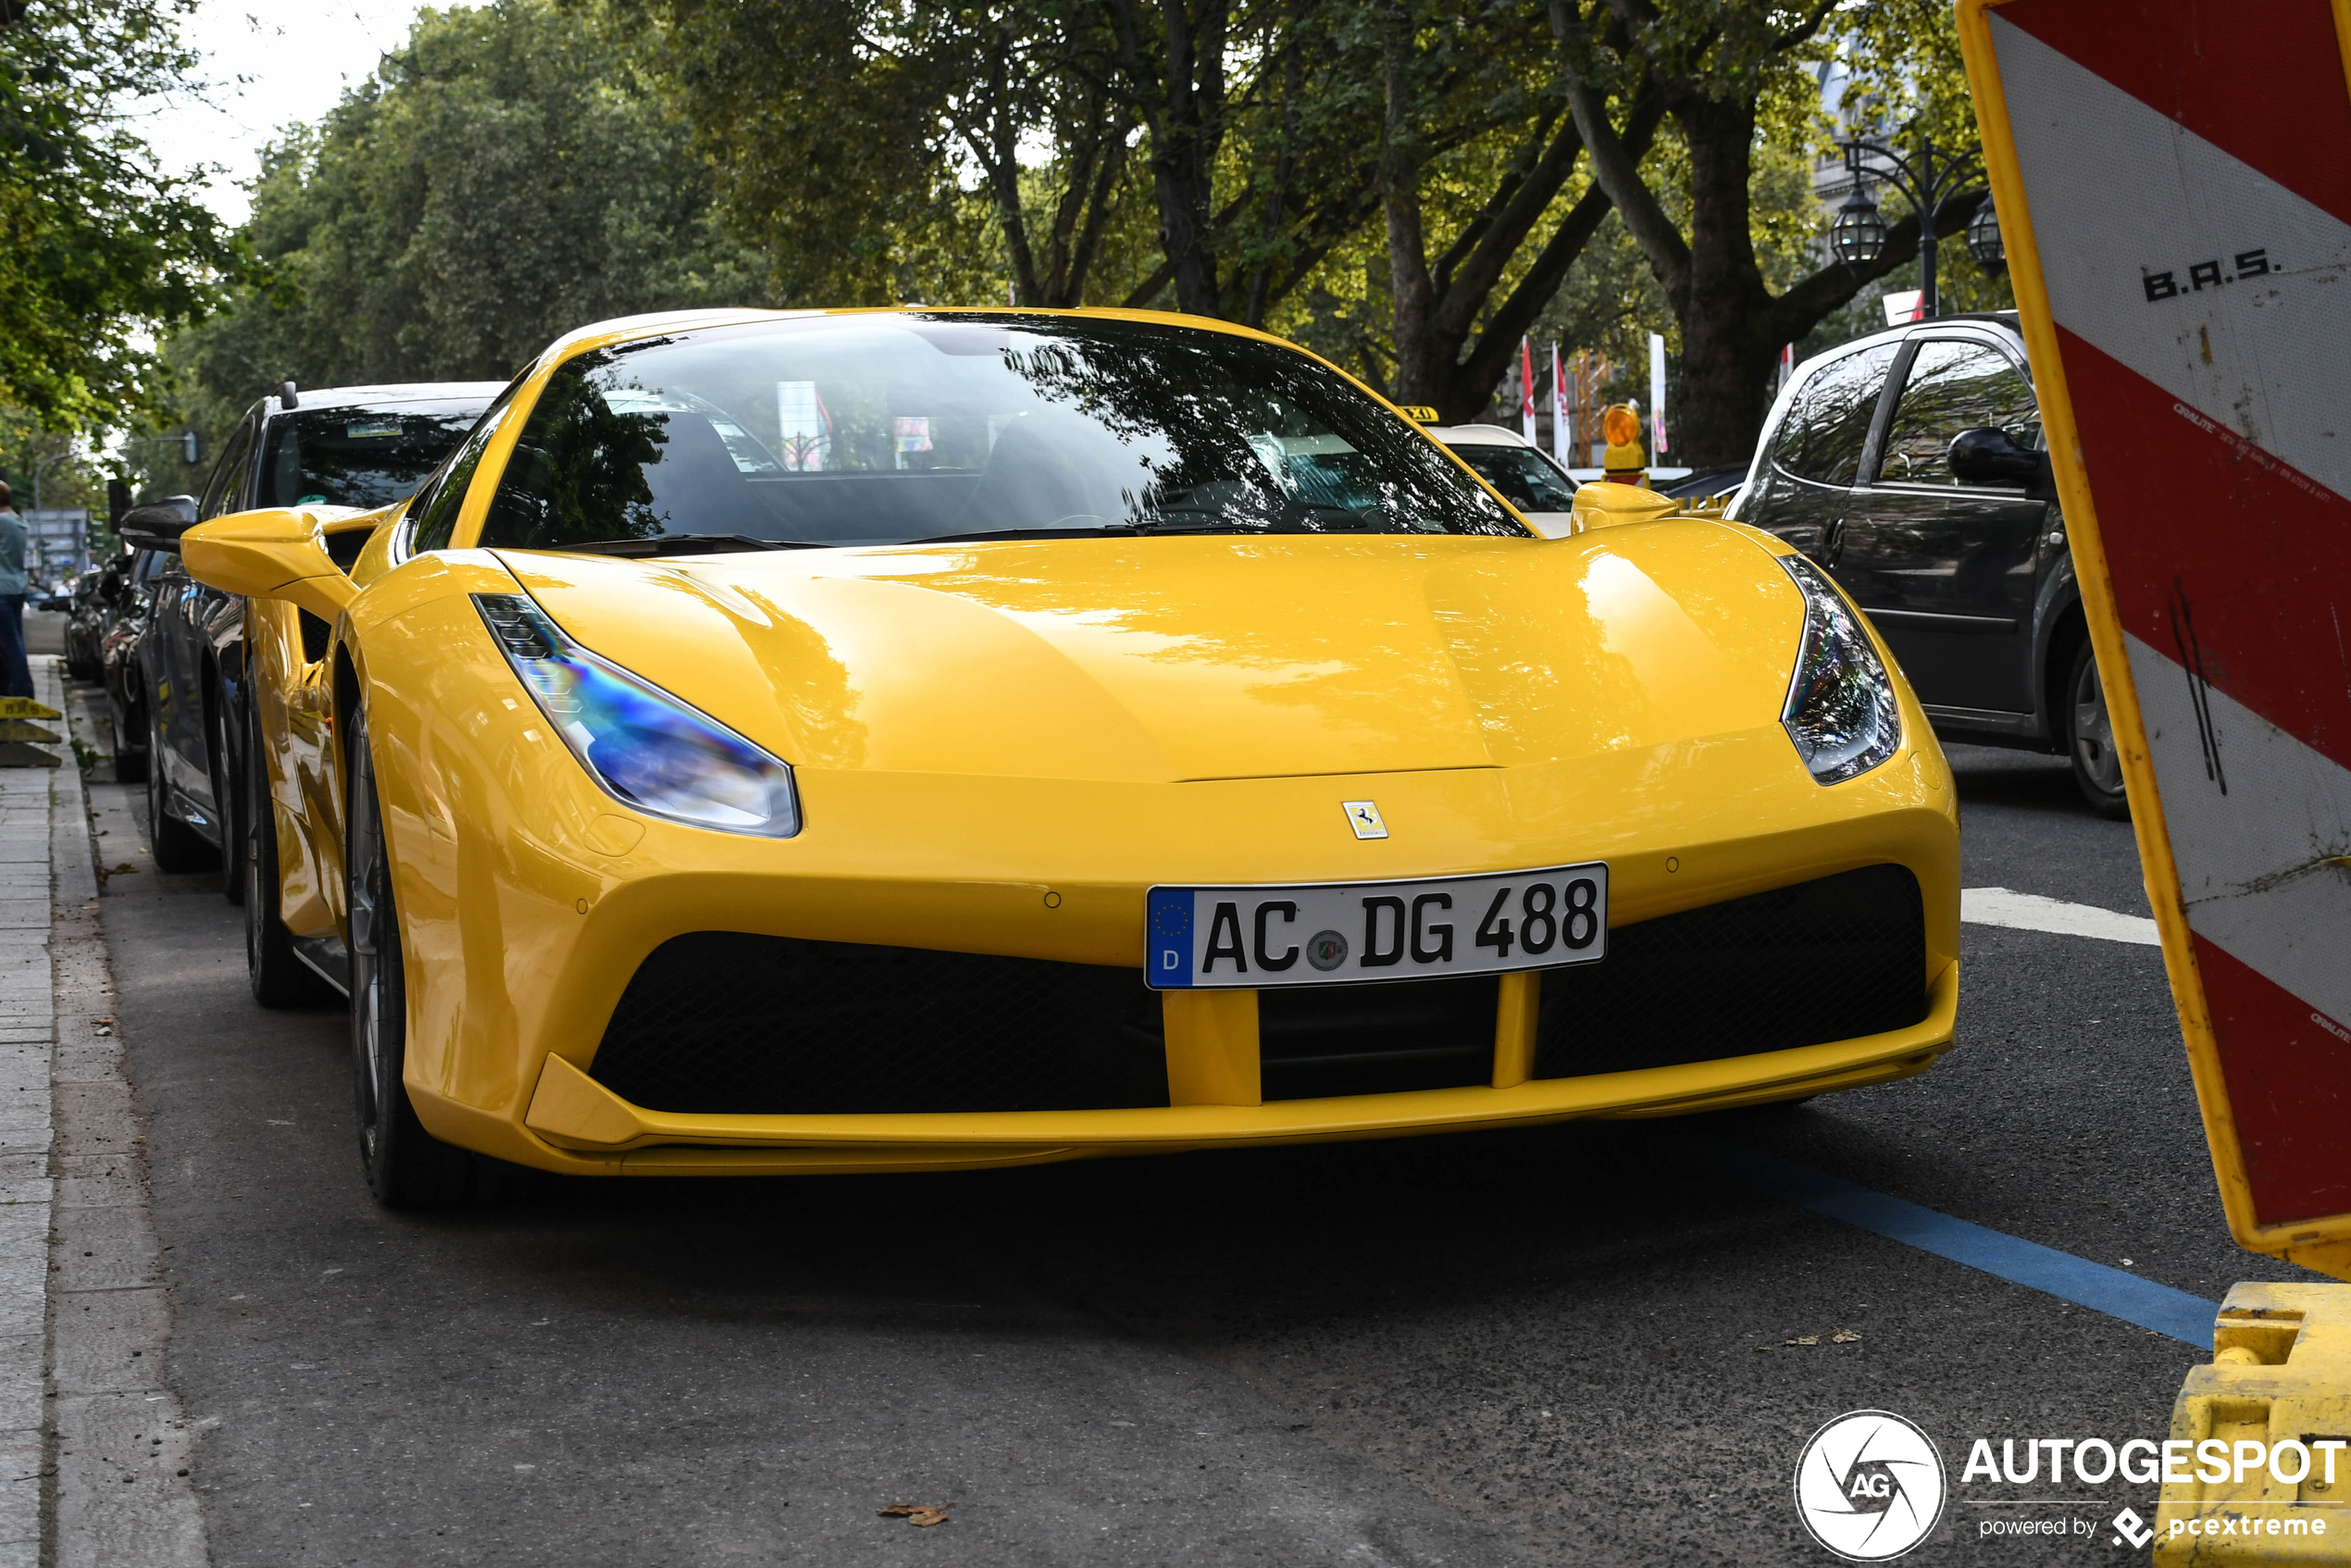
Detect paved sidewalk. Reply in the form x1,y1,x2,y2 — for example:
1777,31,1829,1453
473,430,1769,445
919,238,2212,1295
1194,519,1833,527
0,657,208,1566
0,662,60,1567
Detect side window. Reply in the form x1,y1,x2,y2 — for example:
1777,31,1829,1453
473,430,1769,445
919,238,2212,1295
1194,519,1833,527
408,380,526,553
297,610,332,662
1876,341,2039,486
198,417,259,520
1766,344,1898,488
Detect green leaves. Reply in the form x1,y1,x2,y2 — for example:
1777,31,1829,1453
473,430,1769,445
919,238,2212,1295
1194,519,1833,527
171,0,777,420
0,0,240,428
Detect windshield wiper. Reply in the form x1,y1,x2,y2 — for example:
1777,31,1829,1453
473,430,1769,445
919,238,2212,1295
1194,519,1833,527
558,534,827,556
916,525,1142,544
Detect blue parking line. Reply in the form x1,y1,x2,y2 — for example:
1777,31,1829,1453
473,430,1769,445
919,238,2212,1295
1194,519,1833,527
1707,1144,2219,1349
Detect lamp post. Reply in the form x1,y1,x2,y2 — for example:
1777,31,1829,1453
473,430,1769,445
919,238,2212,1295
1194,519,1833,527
1828,132,1994,317
31,450,75,513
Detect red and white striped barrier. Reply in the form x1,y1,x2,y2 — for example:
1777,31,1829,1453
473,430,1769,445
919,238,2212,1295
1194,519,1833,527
1961,0,2351,1276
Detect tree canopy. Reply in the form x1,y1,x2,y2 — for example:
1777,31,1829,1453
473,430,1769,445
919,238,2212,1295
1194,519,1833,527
0,0,236,430
135,0,2002,485
168,0,777,437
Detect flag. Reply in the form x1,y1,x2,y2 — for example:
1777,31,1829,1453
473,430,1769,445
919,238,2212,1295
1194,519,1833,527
1648,332,1670,455
1550,345,1570,466
1520,339,1537,443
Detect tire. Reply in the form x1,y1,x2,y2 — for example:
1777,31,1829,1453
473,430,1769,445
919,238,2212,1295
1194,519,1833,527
243,691,324,1008
145,702,214,873
347,710,477,1208
213,691,244,904
2066,638,2131,820
110,693,147,783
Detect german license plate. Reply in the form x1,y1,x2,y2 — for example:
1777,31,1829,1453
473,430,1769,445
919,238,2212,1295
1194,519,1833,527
1146,864,1608,990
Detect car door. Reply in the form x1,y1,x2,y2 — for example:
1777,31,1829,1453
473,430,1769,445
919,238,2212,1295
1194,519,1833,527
161,415,259,833
1738,342,1900,559
1832,336,2047,716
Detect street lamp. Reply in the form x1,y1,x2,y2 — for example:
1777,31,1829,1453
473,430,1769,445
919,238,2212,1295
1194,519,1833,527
31,451,74,513
1965,199,2006,275
1829,188,1889,270
1828,132,1993,317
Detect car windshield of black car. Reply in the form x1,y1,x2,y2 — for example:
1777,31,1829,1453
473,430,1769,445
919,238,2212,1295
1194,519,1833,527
474,316,1524,551
258,401,496,511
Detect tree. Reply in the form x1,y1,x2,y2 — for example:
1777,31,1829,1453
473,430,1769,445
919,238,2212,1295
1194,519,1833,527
170,0,776,421
1361,0,1664,419
0,0,237,429
1548,0,1989,465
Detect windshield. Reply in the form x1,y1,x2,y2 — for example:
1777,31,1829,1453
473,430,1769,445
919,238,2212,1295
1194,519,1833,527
258,400,495,510
478,315,1521,551
1449,442,1580,514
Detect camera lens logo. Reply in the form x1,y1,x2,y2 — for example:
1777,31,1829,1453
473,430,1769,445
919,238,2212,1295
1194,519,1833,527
1794,1410,1947,1562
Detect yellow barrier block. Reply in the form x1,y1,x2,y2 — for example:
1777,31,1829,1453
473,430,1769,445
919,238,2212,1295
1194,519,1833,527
0,698,61,721
0,720,60,743
2156,1283,2351,1563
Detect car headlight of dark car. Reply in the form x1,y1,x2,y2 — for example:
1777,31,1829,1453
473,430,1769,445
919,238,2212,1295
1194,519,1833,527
1778,555,1902,785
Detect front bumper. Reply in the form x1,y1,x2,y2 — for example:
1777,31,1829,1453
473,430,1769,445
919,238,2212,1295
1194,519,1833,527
374,684,1959,1174
509,959,1957,1174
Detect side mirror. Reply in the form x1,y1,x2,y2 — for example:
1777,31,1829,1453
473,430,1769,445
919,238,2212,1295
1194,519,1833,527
1948,427,2057,500
116,495,199,553
180,508,358,624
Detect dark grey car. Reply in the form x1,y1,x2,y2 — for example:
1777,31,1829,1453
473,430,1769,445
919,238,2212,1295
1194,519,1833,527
113,381,507,889
1728,312,2123,816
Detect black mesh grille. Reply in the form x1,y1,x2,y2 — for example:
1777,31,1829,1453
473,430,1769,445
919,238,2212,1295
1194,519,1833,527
1259,976,1498,1101
1533,863,1926,1079
587,934,1167,1114
590,865,1925,1114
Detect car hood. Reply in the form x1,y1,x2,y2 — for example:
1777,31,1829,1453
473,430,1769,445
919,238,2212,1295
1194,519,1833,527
494,526,1804,783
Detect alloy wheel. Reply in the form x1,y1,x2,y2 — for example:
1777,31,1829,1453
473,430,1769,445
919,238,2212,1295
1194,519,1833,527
2071,651,2123,797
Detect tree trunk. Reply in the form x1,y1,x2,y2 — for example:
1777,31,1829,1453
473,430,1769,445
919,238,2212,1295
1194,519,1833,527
1381,12,1438,401
1663,93,1777,467
1109,0,1232,317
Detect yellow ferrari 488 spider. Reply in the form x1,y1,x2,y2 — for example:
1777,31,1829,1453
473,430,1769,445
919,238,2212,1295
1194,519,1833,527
184,307,1959,1206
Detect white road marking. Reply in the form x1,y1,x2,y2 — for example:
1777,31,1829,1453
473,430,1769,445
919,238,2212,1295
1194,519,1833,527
1961,887,2160,945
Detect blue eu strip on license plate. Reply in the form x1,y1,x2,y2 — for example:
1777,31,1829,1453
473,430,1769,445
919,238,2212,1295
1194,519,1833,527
1146,863,1608,990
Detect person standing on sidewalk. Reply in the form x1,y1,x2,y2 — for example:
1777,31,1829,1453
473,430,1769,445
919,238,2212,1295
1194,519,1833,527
0,483,30,698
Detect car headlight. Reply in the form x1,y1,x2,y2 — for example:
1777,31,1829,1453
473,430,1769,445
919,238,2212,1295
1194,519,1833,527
473,592,801,838
1778,555,1901,785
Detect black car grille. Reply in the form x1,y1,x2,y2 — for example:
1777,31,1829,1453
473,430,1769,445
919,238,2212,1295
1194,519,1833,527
1259,977,1499,1100
1532,864,1927,1079
586,934,1168,1114
586,865,1926,1116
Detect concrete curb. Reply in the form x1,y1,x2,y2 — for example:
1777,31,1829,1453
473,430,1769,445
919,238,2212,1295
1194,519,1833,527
0,662,61,1567
45,658,205,1566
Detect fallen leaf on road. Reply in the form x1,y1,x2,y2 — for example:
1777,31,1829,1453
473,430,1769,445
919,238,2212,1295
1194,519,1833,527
879,1503,956,1527
1785,1335,1820,1347
1832,1329,1862,1344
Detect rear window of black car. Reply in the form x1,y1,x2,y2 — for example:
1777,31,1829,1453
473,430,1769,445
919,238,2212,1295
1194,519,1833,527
1768,344,1897,488
478,315,1522,551
257,401,494,511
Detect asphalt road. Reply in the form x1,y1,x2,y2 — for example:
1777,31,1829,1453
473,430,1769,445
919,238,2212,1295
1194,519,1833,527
87,731,2322,1567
